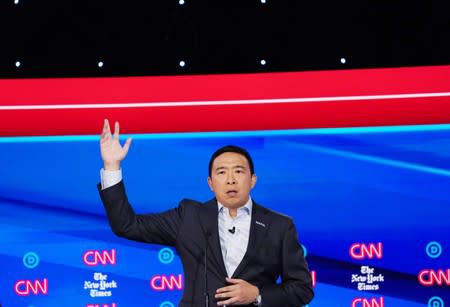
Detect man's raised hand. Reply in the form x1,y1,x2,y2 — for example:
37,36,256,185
100,119,132,171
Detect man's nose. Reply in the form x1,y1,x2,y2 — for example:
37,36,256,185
227,173,236,184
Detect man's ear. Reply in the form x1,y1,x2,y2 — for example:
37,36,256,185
207,177,214,191
251,174,257,189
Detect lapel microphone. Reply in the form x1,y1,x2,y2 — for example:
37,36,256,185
228,226,236,234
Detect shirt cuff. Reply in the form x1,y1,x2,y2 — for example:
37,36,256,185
100,168,122,190
253,294,262,306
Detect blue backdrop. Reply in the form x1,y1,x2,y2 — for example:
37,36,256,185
1,124,449,306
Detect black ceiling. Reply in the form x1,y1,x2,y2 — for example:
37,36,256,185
1,0,449,78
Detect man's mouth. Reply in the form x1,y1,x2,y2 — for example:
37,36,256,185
226,190,238,197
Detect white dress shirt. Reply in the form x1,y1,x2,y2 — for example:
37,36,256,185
100,168,122,190
217,199,252,277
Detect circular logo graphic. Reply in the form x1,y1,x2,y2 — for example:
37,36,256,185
23,252,40,269
160,301,175,307
426,241,443,259
428,296,444,307
158,248,175,264
302,244,308,258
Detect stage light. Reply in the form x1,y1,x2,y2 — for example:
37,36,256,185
179,0,185,5
15,61,21,68
14,0,19,4
98,61,104,68
340,57,346,64
260,59,266,66
261,0,267,3
179,60,186,67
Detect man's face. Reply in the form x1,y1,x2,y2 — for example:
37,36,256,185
208,152,257,209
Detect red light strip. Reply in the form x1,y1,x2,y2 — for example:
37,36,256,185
1,65,449,136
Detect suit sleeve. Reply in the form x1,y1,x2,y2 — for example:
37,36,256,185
98,180,184,246
260,219,314,306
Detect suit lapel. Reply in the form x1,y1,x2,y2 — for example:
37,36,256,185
199,199,228,278
231,202,270,278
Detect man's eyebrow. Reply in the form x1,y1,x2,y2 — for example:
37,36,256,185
233,165,246,169
214,165,246,171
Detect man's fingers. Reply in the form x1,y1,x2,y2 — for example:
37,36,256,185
105,119,111,132
123,138,132,155
215,285,239,303
216,285,233,293
217,296,238,306
114,121,120,139
101,119,109,136
216,278,258,305
100,120,111,143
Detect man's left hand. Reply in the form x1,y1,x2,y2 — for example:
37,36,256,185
215,277,259,306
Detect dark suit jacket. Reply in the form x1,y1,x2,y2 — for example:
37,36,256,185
98,181,314,307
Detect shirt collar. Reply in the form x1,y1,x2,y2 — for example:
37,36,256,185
217,196,253,216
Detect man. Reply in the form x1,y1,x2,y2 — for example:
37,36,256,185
98,119,314,306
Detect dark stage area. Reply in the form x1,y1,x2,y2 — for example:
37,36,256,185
1,0,450,77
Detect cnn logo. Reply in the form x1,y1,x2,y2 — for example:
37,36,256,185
352,297,384,307
418,269,450,286
150,274,183,291
350,243,383,260
14,278,48,296
83,249,116,266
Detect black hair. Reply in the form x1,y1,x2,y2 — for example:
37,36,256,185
208,145,255,176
